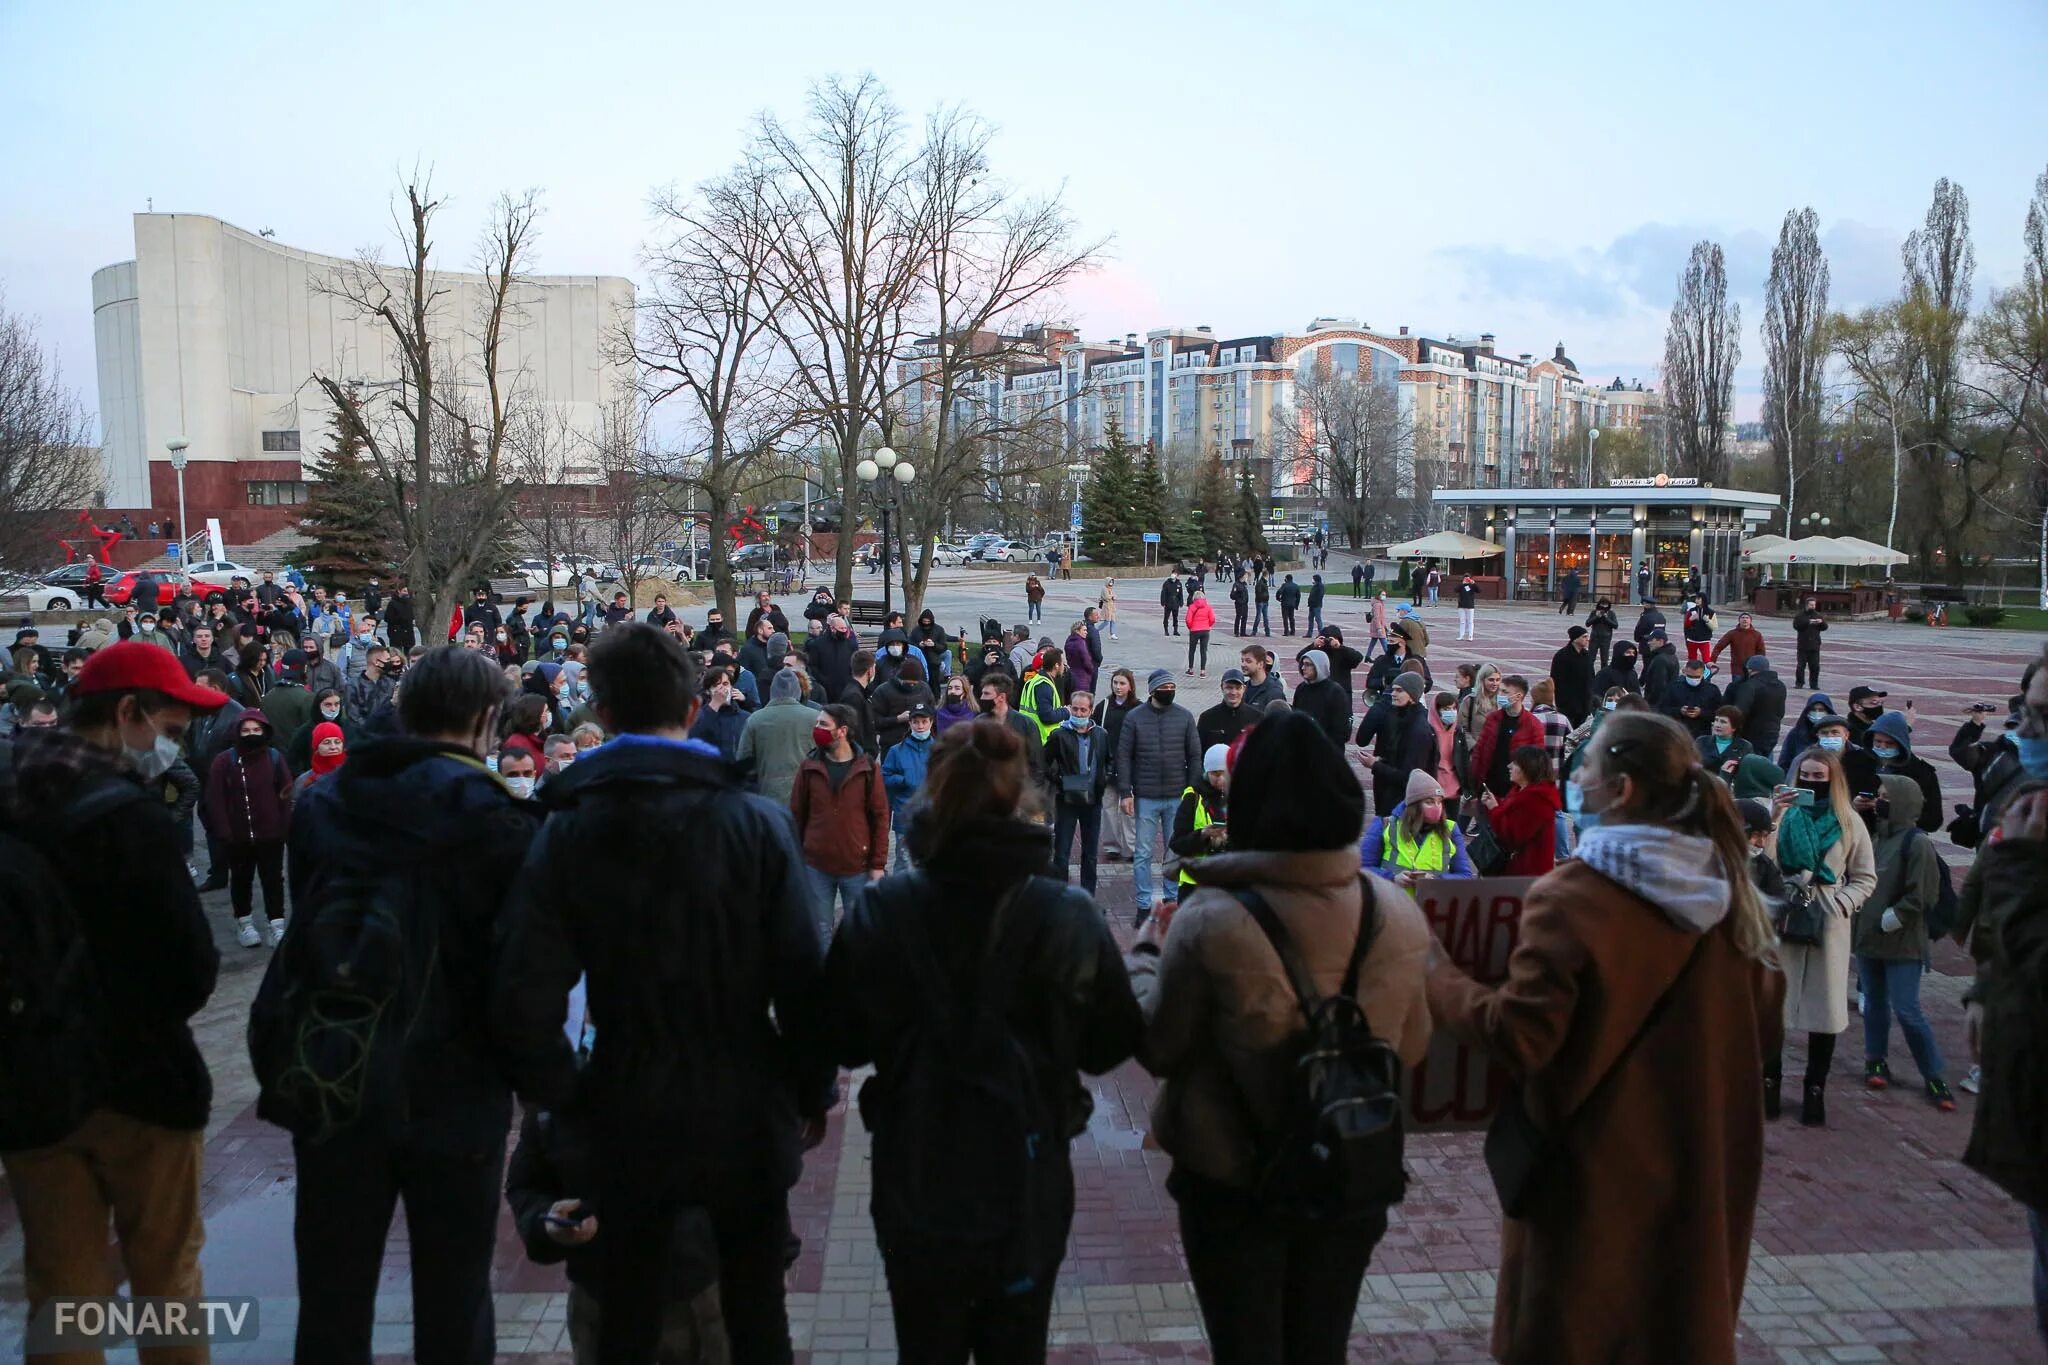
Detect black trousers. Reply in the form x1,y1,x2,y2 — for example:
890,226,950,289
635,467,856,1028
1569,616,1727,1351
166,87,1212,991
292,1129,507,1365
1162,606,1179,634
1186,631,1210,672
1280,607,1296,635
1592,633,1612,668
1175,1175,1386,1365
1053,799,1102,894
886,1262,1057,1365
1559,595,1578,616
1797,649,1820,688
599,1189,795,1364
1233,604,1248,635
228,839,286,921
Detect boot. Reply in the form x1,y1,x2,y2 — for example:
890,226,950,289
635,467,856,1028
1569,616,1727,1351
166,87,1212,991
1800,1081,1827,1127
1763,1064,1782,1120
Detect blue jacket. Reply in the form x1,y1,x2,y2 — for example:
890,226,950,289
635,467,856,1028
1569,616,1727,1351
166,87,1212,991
880,731,934,812
1360,800,1475,880
1778,692,1836,770
688,701,749,761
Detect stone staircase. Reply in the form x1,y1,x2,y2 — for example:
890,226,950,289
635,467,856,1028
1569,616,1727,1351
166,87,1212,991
136,526,313,574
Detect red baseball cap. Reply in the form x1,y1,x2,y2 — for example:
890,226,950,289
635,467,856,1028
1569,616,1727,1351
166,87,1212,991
71,641,228,710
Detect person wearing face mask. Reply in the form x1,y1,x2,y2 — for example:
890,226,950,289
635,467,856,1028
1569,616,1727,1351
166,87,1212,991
1045,689,1109,893
1098,669,1142,860
1423,690,1465,816
873,626,914,688
1116,669,1201,927
1290,649,1351,750
497,747,540,799
737,666,821,807
0,642,225,1340
1591,639,1640,700
287,688,350,774
345,642,398,729
1854,773,1956,1109
1356,670,1435,816
1695,705,1754,780
293,720,348,802
1767,746,1879,1126
687,665,748,761
1659,657,1722,738
1168,743,1234,896
1584,597,1620,669
1844,685,1894,746
540,733,579,781
1778,693,1840,771
790,703,890,938
1363,767,1474,883
1864,711,1942,834
1470,675,1545,801
259,645,541,1364
806,612,859,700
879,702,938,871
1809,713,1880,808
204,711,292,946
934,674,978,735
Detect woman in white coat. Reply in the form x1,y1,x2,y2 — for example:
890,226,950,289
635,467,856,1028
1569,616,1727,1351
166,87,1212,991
1767,747,1877,1126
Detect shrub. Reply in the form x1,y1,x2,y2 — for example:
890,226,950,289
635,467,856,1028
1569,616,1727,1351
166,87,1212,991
1903,606,1927,623
1963,605,2007,628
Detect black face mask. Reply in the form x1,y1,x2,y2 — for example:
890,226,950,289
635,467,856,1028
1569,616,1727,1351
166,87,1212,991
236,731,267,751
977,697,998,715
1151,690,1175,708
1798,778,1831,803
1872,797,1892,821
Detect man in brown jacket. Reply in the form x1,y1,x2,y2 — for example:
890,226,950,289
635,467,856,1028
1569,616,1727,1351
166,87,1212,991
1710,611,1767,675
789,702,890,941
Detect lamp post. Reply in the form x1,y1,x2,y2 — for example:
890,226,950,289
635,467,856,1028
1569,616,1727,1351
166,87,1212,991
855,446,916,617
1800,513,1831,589
165,437,190,560
1584,428,1599,486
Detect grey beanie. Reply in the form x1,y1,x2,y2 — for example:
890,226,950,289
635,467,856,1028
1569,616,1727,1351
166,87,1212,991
771,666,803,702
767,631,791,660
1301,649,1331,679
1393,671,1428,703
1146,667,1176,693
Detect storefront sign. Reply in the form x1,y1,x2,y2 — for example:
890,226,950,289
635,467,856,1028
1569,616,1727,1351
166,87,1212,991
1606,475,1699,488
1405,876,1536,1132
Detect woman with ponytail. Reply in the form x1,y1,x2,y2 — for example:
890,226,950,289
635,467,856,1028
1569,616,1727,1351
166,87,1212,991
1427,712,1783,1363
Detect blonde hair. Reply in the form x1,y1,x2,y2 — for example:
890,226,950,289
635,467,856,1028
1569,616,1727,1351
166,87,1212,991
1790,746,1861,833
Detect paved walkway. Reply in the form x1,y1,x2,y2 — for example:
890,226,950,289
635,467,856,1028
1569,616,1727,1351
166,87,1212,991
4,576,2042,1361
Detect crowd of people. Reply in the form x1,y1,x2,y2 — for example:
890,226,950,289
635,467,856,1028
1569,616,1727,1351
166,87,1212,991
1,555,2044,1365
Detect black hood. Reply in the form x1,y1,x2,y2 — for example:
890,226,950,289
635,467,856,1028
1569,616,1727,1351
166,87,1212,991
906,812,1052,883
537,735,737,810
330,736,519,843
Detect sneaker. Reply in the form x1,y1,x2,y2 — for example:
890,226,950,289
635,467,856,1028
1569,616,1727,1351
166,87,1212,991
268,917,288,945
235,918,261,949
1960,1065,1982,1095
1865,1059,1891,1090
1927,1079,1957,1112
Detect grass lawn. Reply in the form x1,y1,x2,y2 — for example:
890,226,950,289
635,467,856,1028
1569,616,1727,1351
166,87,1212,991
1987,606,2048,630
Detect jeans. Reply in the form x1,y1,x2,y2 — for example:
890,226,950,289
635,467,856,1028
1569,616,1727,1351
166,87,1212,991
293,1127,506,1365
1254,603,1270,633
1458,606,1475,638
229,838,286,922
1428,585,1439,605
1186,630,1210,672
1132,795,1179,914
1027,600,1042,622
1308,606,1324,633
808,867,871,944
885,1262,1057,1365
1175,1173,1386,1365
599,1193,796,1365
1859,955,1946,1082
891,806,913,872
1053,799,1102,894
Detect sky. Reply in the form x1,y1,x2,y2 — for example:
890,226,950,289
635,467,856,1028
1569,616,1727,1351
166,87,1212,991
4,0,2046,426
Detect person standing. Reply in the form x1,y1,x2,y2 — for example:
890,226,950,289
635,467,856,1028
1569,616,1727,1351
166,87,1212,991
1129,712,1430,1365
1768,746,1879,1125
1099,577,1119,640
1159,574,1183,636
1238,646,1284,711
1549,625,1595,726
822,720,1140,1362
1640,629,1680,706
879,702,937,872
492,624,832,1364
1063,619,1098,698
1275,573,1301,636
1456,574,1478,641
204,710,294,947
1355,670,1435,818
1856,773,1957,1109
1229,575,1249,636
1635,560,1653,603
1791,597,1828,689
1470,674,1546,801
1475,745,1563,877
1252,571,1272,635
1291,649,1352,751
1712,611,1767,676
1198,670,1256,753
1682,595,1716,664
261,644,541,1364
1726,654,1789,762
789,703,890,941
1044,690,1109,893
1351,560,1365,598
738,667,821,807
1098,668,1141,861
1306,573,1326,635
1184,587,1216,678
1116,669,1200,927
1558,566,1581,617
1025,573,1045,624
1426,564,1443,606
1428,712,1782,1363
1585,597,1619,669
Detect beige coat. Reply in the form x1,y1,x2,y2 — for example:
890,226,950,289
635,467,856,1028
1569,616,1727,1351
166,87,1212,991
1769,815,1877,1035
1127,847,1431,1189
1098,582,1118,622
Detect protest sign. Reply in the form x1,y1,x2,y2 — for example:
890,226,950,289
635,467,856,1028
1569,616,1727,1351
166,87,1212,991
1404,876,1535,1132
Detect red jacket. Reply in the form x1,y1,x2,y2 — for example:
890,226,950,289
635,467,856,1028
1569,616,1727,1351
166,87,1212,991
1710,625,1765,670
790,751,890,876
1185,597,1218,632
1488,780,1562,877
1470,705,1546,798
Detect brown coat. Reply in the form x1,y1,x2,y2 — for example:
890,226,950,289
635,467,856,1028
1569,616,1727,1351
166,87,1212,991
1127,847,1432,1189
788,751,890,877
1426,860,1783,1364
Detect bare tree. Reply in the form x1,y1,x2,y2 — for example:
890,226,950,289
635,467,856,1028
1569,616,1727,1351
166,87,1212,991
1969,167,2048,605
584,398,678,603
1899,177,1990,578
625,162,799,622
310,177,539,640
755,75,932,601
0,295,98,572
1662,240,1741,483
1762,208,1831,530
506,403,587,601
1829,304,1927,554
1272,366,1416,550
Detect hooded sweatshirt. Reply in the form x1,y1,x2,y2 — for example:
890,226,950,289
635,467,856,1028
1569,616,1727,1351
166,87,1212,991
204,714,293,845
1573,824,1731,934
1777,692,1838,769
1853,773,1940,960
1866,710,1943,833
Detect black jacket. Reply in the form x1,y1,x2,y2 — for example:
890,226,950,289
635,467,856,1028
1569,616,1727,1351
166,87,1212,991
821,816,1141,1275
1197,700,1254,754
1355,697,1436,816
1365,648,1433,700
492,739,832,1197
1791,609,1828,654
1725,669,1788,759
3,729,219,1132
1159,578,1184,609
1659,677,1723,736
1457,582,1477,609
1631,607,1666,649
870,676,936,751
1301,642,1364,704
1549,643,1594,725
383,593,417,648
1592,647,1640,697
1585,604,1619,642
273,737,540,1148
836,679,877,755
1275,579,1301,609
1640,643,1680,704
806,629,859,701
1115,700,1200,799
1169,777,1228,858
1043,720,1110,805
1100,695,1140,790
1292,677,1352,749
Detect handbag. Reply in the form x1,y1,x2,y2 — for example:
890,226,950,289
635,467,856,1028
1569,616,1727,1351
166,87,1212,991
1772,883,1826,947
1460,804,1508,876
1484,935,1706,1218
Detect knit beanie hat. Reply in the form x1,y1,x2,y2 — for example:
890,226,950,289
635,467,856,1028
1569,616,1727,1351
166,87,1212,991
1147,668,1175,694
1203,743,1231,775
771,666,803,702
1405,768,1445,803
1393,671,1427,704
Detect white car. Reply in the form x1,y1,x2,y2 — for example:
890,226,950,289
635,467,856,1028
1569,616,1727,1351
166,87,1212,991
980,540,1028,562
0,573,81,612
628,554,695,582
185,559,260,590
927,543,966,566
513,558,577,592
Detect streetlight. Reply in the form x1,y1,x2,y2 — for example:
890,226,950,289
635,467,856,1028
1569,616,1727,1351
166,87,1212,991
165,437,190,562
855,445,916,616
1584,428,1599,485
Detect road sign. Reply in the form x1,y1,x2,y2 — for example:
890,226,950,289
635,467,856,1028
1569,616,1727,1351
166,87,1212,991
165,541,180,560
1069,500,1083,531
764,513,780,531
1141,532,1161,544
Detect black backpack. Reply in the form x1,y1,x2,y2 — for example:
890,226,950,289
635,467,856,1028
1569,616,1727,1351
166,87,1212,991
1228,877,1408,1221
1906,829,1962,942
0,777,145,1149
858,877,1064,1293
248,814,444,1144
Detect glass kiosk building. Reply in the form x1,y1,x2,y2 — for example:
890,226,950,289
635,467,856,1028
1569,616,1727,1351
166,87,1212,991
1431,481,1780,604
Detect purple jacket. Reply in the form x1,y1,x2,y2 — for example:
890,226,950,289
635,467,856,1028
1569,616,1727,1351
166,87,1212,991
1065,633,1098,695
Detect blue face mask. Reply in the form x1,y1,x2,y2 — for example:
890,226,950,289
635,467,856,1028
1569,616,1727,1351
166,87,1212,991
1818,735,1846,752
1438,708,1457,726
1872,742,1902,762
1564,779,1585,814
2016,734,2048,779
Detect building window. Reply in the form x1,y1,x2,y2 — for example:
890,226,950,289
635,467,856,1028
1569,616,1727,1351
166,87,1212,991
246,480,308,506
260,429,302,453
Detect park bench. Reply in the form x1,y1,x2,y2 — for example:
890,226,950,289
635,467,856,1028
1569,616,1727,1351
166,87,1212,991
847,598,891,626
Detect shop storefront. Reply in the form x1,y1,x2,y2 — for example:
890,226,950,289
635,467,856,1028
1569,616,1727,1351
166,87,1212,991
1432,481,1779,605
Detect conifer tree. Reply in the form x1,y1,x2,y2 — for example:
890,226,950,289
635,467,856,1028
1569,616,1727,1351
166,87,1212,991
1135,441,1167,542
1080,416,1141,564
1234,462,1269,555
290,408,398,590
1191,451,1235,558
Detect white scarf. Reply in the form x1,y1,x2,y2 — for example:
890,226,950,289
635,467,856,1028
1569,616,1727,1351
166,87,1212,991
1573,823,1731,934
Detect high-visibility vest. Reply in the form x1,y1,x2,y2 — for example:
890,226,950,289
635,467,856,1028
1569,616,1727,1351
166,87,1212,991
1383,819,1452,873
1020,673,1060,743
1178,785,1218,887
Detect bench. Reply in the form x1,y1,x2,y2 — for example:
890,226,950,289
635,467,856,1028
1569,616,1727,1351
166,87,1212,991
487,577,534,604
847,598,891,626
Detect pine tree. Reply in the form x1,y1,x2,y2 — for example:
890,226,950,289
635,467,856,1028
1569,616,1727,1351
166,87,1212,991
1080,416,1141,564
1192,451,1235,558
1163,505,1206,561
1135,441,1167,542
291,409,398,591
1234,463,1269,555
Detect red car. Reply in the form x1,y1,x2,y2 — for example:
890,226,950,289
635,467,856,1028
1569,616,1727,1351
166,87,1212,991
105,571,189,608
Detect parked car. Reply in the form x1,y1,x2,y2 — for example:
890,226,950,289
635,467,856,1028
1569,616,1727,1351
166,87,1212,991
627,554,696,582
512,558,576,593
185,559,259,590
978,539,1028,563
0,573,81,612
729,542,777,571
567,558,623,584
38,562,97,591
106,571,189,607
927,542,966,567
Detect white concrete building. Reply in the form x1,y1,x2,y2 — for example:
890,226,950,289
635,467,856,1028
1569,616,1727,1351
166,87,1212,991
92,212,633,542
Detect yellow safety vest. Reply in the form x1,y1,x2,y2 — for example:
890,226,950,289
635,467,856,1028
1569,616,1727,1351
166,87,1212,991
1383,820,1452,873
1020,673,1060,743
1178,785,1217,887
